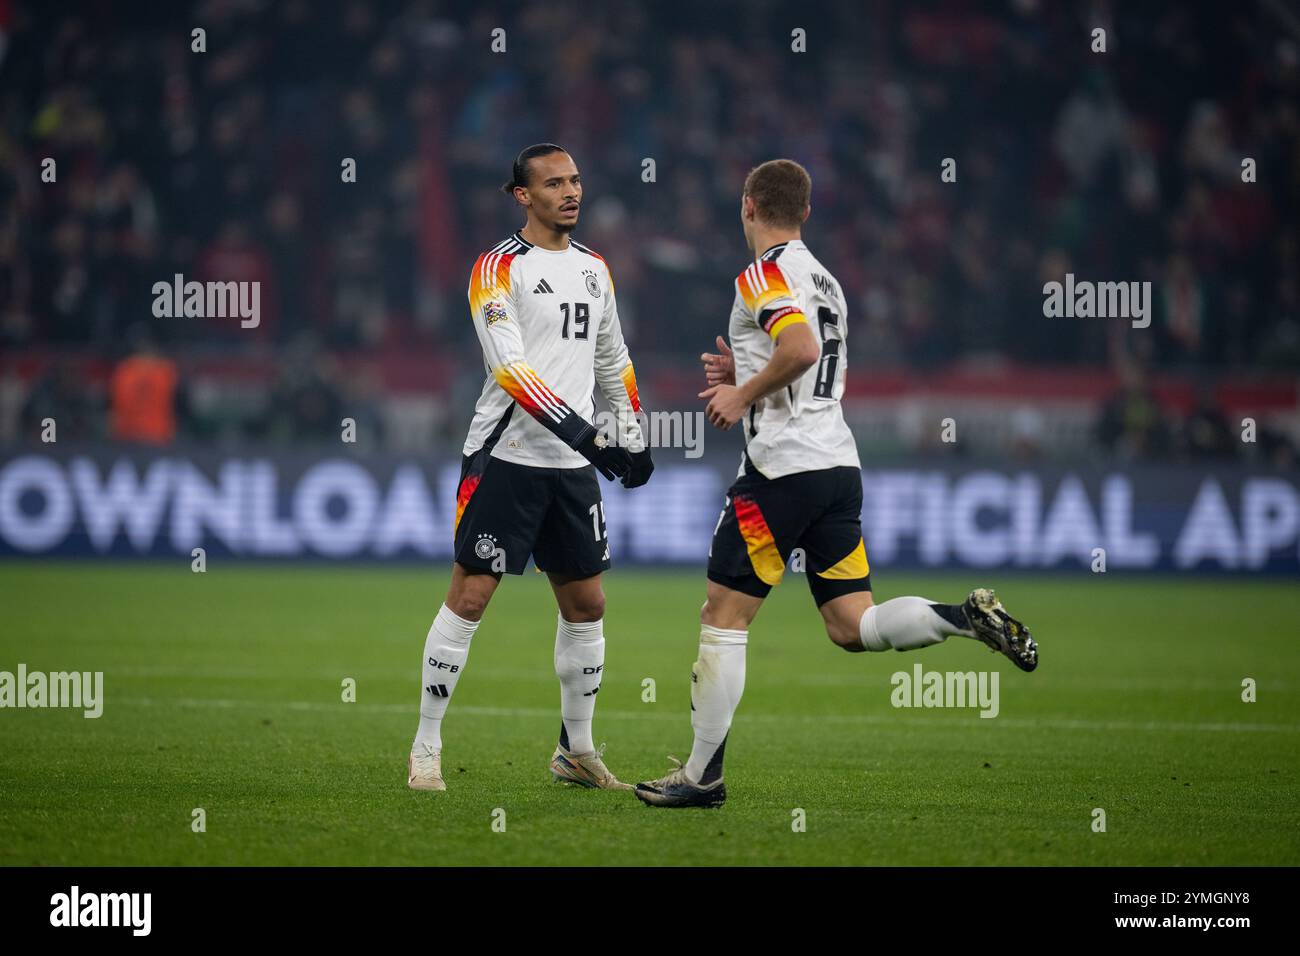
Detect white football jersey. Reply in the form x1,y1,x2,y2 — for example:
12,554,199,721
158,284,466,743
728,239,860,478
464,232,645,469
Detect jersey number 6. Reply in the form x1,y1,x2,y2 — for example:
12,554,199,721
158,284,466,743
814,307,841,399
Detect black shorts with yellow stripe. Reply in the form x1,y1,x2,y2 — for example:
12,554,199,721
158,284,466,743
706,461,871,606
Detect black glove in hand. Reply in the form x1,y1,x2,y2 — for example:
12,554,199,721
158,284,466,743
621,447,654,489
573,425,633,481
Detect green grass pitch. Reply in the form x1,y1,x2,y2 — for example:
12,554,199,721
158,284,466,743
1,562,1297,866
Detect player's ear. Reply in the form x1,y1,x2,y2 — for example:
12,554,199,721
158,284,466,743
801,205,811,223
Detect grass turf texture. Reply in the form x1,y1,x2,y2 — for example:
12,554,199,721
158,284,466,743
1,562,1297,866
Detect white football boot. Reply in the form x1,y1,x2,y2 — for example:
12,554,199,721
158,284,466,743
408,742,446,791
549,742,633,790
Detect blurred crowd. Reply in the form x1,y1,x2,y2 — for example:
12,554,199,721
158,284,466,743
17,329,391,445
1,0,1297,457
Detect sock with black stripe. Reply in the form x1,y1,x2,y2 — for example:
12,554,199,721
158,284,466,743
858,596,973,651
684,624,747,784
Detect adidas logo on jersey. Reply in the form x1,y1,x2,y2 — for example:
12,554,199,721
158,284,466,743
533,279,554,294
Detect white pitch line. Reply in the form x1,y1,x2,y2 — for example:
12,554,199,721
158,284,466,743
104,667,1293,692
115,697,1300,734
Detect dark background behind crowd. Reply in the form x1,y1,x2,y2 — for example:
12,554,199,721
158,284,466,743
0,0,1296,463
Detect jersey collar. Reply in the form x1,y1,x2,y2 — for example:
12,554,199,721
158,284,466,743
758,239,800,261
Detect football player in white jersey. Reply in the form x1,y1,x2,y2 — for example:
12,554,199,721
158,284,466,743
636,159,1037,809
408,144,653,793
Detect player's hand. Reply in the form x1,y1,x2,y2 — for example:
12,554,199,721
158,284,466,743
621,447,654,489
699,383,748,430
701,336,735,387
574,426,633,481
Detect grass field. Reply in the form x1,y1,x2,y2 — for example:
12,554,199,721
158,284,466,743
1,562,1297,866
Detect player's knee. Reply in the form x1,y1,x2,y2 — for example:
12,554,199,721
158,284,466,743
447,564,499,621
825,619,864,651
446,581,494,621
817,593,872,651
563,592,606,623
448,592,489,621
820,602,867,651
700,599,742,631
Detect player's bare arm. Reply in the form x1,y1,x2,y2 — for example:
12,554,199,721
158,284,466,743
699,322,818,429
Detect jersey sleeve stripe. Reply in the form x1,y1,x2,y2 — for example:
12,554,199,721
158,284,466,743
470,251,516,312
620,363,641,413
513,363,568,416
737,259,793,313
510,363,568,421
494,364,565,423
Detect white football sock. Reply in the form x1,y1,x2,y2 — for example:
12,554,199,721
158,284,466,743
858,596,973,652
413,604,478,751
684,624,747,784
554,615,604,754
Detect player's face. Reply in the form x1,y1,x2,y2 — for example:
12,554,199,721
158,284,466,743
522,152,582,233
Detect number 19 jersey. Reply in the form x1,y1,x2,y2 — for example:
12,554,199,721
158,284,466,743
464,232,644,470
727,239,860,479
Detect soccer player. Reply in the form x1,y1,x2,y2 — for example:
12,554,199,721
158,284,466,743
408,144,654,793
635,159,1037,809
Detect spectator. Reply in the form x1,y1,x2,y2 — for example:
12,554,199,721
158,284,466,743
108,329,179,445
1096,364,1171,460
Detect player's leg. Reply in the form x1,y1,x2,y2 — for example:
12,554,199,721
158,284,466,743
548,571,607,756
533,467,629,789
409,564,499,791
688,578,762,778
547,572,626,787
409,452,547,791
635,584,765,810
819,589,969,651
807,469,989,652
637,469,793,808
809,469,1037,669
820,588,1037,669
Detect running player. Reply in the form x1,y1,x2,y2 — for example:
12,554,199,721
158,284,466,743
635,159,1037,808
408,144,654,793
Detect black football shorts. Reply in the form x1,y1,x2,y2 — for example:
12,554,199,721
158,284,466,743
453,448,610,578
707,461,871,606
